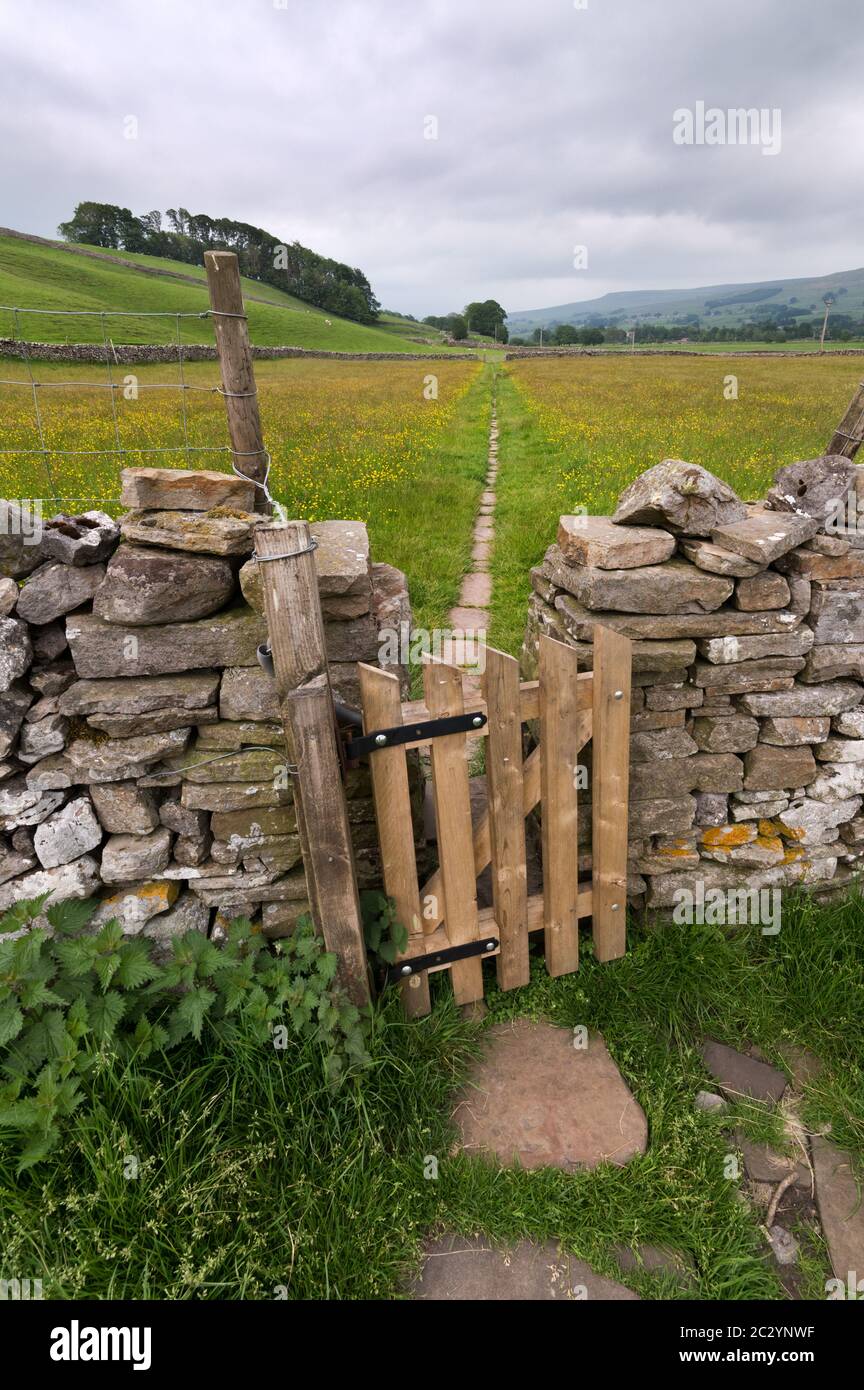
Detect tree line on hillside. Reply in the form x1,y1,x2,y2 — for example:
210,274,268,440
423,300,508,342
57,202,380,324
508,314,864,346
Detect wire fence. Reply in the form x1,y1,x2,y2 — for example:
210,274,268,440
0,305,264,514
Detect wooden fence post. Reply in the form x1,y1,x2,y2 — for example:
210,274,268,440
254,519,370,1006
204,249,270,512
828,380,864,459
591,625,631,962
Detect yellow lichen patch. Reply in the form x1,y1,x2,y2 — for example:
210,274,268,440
754,835,784,855
776,820,805,841
656,839,695,858
758,818,784,838
782,845,806,863
701,824,756,848
103,880,179,911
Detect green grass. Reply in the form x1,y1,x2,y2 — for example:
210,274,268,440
4,892,862,1299
488,355,864,656
0,234,467,354
372,362,495,646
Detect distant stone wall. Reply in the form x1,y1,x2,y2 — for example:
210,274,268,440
504,347,864,359
0,339,475,365
0,471,413,945
522,455,864,913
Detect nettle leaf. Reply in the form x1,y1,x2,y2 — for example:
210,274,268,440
93,952,121,992
0,894,50,935
0,1002,24,1049
315,953,338,984
115,941,160,991
88,991,127,1041
12,929,49,976
46,897,98,936
0,1097,42,1131
338,1002,361,1031
55,1077,85,1119
19,976,65,1010
53,937,98,978
94,919,124,955
130,1015,169,1058
170,986,216,1044
42,1010,68,1058
65,997,90,1040
17,1129,60,1173
223,917,265,960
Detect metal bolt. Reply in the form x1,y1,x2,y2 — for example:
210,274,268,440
486,941,495,951
611,902,620,911
400,964,412,976
614,690,624,700
472,716,483,728
375,733,387,746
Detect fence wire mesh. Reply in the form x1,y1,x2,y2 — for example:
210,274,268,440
0,305,246,514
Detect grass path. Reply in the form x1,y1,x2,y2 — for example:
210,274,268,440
375,362,494,654
487,367,563,655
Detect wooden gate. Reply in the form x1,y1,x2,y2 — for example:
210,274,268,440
357,628,632,1017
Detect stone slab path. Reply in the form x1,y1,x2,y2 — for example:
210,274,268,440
443,390,498,704
411,1233,639,1301
452,1018,648,1170
812,1136,864,1284
700,1037,864,1295
701,1038,788,1102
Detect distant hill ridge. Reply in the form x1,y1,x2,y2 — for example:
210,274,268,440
508,266,864,334
0,229,456,356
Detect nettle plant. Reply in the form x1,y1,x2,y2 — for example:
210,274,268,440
0,895,371,1172
360,891,409,968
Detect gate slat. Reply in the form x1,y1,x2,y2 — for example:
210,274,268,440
359,663,431,1017
418,710,592,934
591,625,632,961
483,647,530,989
423,660,484,1004
539,635,581,977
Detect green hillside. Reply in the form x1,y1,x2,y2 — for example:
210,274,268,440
0,232,456,353
508,265,864,336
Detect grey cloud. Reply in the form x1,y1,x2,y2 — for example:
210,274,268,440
0,0,862,316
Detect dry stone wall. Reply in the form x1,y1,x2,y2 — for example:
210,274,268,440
523,454,864,913
0,340,475,365
0,469,412,947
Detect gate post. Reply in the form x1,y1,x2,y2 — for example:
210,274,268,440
591,624,631,961
828,379,864,459
254,519,370,1006
205,249,271,512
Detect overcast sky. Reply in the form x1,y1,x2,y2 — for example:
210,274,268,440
1,0,862,317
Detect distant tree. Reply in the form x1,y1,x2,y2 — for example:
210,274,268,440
554,324,580,344
448,314,468,340
465,299,507,339
58,201,126,248
578,327,604,346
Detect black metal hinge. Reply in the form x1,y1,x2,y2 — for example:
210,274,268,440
345,710,487,760
386,936,499,984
